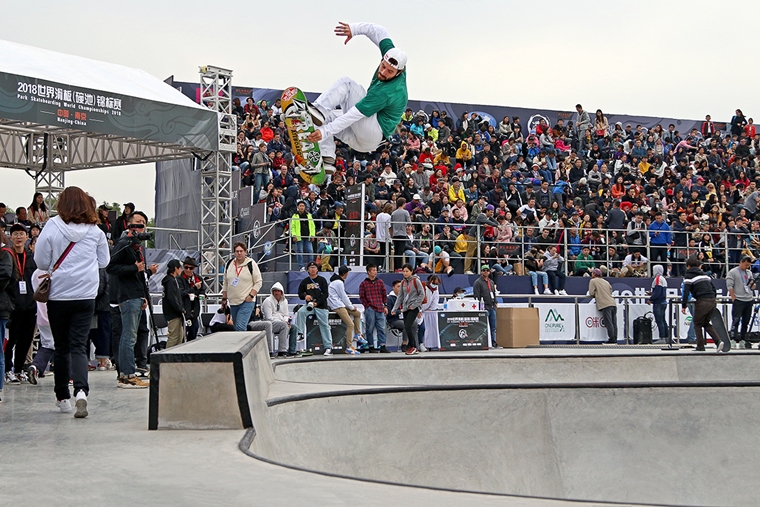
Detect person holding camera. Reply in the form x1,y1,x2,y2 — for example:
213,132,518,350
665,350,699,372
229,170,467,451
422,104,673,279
208,300,235,333
295,262,333,354
726,255,755,349
222,242,263,332
162,260,185,349
106,210,156,389
181,256,206,342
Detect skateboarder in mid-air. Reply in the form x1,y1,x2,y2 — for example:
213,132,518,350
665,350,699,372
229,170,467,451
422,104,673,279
306,21,408,173
682,256,728,352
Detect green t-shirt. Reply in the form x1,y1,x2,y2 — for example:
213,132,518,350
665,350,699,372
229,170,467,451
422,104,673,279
355,38,408,139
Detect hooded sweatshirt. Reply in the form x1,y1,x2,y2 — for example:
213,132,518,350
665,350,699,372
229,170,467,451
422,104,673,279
650,265,668,305
35,215,110,301
261,282,289,323
328,273,354,311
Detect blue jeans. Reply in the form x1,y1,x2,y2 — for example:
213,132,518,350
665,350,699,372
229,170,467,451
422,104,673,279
364,308,386,348
295,239,314,268
529,271,549,288
492,264,512,275
230,301,255,332
295,305,332,349
0,318,5,390
119,298,143,376
687,302,696,342
486,307,497,346
254,173,269,201
653,303,669,340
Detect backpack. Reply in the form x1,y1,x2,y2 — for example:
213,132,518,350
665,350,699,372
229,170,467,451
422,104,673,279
225,258,253,276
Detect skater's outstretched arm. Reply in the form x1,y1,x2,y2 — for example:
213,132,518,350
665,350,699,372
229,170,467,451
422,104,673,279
335,21,391,50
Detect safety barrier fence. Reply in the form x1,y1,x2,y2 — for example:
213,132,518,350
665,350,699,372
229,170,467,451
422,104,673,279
283,219,738,278
151,292,734,346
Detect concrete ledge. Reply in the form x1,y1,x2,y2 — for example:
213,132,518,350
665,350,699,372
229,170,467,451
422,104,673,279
148,331,271,430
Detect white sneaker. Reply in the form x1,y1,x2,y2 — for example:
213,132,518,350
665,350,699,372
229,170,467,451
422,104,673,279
56,398,73,413
74,391,88,418
6,371,19,384
299,267,306,272
543,288,552,295
559,289,568,295
17,371,28,383
465,270,475,275
323,348,332,356
307,101,325,126
554,290,560,295
534,288,539,295
419,344,427,352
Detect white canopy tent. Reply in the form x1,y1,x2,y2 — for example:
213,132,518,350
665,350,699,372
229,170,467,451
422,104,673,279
0,38,219,205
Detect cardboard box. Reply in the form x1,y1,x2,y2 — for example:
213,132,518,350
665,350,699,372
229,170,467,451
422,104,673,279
496,307,540,348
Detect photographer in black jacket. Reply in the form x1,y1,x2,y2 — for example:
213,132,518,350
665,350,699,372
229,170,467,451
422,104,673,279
294,262,333,355
106,211,156,388
682,256,723,352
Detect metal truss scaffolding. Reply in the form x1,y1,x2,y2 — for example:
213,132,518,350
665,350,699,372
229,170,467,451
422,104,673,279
0,121,207,211
198,66,236,292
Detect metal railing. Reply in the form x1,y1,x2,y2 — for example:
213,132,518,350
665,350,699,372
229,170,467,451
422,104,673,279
282,218,739,277
170,291,726,347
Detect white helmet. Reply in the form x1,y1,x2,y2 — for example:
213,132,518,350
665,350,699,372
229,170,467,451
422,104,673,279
383,47,407,71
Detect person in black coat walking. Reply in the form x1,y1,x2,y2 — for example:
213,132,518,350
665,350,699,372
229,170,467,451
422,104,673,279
162,260,186,349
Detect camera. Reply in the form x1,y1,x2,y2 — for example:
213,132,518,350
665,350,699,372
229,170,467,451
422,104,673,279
306,302,315,311
131,232,153,242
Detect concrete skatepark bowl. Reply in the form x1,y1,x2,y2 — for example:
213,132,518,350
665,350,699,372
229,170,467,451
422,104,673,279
151,332,760,507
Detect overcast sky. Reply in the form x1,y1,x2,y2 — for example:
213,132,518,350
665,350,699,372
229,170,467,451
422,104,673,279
1,0,758,218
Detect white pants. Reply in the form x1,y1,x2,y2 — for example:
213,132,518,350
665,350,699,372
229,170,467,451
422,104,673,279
314,76,384,158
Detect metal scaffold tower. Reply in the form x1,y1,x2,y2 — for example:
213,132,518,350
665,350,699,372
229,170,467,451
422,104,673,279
199,65,236,292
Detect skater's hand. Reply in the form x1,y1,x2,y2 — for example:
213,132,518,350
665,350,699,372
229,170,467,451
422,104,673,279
681,308,687,314
307,130,323,143
335,22,352,44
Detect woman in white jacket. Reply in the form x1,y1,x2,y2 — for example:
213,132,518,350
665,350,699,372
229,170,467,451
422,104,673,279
34,187,109,418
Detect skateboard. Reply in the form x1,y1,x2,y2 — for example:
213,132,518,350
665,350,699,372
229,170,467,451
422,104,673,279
281,87,326,185
710,308,731,352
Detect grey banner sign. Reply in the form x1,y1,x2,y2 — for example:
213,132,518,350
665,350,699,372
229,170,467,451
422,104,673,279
1,72,218,151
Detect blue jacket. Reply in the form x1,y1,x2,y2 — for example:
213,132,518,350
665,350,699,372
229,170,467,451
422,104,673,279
650,283,667,305
649,221,671,245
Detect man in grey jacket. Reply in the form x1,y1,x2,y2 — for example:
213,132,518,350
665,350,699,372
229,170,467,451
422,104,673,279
726,255,755,348
575,104,591,152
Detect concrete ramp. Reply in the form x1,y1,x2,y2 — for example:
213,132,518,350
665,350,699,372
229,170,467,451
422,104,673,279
149,331,274,430
248,384,760,506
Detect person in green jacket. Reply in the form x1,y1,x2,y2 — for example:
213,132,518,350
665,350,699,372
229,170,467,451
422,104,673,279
306,22,408,172
291,201,315,271
573,245,597,276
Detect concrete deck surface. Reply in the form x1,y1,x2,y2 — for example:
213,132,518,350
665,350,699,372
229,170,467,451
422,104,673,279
3,349,700,507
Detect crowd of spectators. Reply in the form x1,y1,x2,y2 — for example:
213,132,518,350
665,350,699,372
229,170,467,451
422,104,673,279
0,193,211,405
233,97,760,282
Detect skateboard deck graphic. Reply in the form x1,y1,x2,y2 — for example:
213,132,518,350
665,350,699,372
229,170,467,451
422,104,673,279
710,308,731,352
281,87,326,185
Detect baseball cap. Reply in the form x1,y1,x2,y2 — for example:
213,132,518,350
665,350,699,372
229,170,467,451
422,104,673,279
338,265,350,276
441,206,450,212
480,264,491,271
167,259,182,271
434,245,442,254
592,268,603,277
485,205,495,211
9,223,27,234
306,261,319,268
123,202,135,210
413,194,421,200
383,48,407,70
